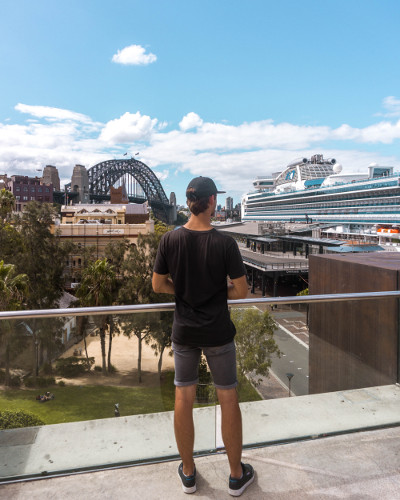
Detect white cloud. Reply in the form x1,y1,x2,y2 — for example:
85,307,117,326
381,96,400,117
179,112,203,131
333,120,400,144
153,169,169,181
1,101,400,197
112,45,157,66
15,103,93,123
99,112,158,144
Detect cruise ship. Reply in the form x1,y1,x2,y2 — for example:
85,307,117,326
241,154,400,237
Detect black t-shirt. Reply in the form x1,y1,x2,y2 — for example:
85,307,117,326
153,227,246,347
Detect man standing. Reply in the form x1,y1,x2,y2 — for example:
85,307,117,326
152,176,254,496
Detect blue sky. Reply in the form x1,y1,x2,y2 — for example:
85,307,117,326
1,0,400,205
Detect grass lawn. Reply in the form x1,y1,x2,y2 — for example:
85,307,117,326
0,372,176,425
0,372,261,426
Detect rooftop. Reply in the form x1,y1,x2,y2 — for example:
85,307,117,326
1,425,399,499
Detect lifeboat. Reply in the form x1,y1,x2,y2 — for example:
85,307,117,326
377,227,400,233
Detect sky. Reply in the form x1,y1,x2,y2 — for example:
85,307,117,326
1,0,400,206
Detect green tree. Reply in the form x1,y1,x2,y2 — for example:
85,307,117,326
75,259,116,375
175,211,188,226
0,222,23,268
104,239,129,277
118,233,167,305
152,216,173,236
146,311,173,379
0,261,29,386
231,308,280,387
0,189,15,222
118,231,173,382
120,313,155,383
15,202,71,309
13,202,73,377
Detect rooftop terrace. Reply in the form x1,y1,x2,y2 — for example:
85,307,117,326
1,292,400,498
1,425,399,499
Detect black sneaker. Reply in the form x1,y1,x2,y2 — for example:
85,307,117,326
228,463,255,497
178,462,197,494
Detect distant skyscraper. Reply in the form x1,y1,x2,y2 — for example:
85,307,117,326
226,196,233,211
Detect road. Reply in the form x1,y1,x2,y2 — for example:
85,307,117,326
268,322,309,396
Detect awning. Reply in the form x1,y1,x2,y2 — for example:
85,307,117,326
326,245,385,253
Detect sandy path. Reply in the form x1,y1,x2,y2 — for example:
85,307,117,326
59,333,174,387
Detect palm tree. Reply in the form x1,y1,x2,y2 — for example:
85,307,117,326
76,259,116,375
0,260,29,386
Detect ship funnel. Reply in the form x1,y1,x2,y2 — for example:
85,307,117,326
330,158,336,165
302,158,308,163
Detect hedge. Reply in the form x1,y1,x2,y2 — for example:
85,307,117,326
0,409,45,430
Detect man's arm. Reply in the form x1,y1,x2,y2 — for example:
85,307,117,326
227,275,248,300
152,272,175,295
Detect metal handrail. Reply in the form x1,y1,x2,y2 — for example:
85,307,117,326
0,291,400,321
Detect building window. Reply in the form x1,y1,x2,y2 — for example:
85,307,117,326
16,186,20,191
31,187,35,192
15,196,20,201
38,187,42,192
23,186,28,191
31,196,35,200
23,196,28,201
45,187,49,193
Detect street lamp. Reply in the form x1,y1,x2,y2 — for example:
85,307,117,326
286,372,294,397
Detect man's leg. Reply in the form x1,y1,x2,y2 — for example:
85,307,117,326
216,387,243,479
174,384,197,476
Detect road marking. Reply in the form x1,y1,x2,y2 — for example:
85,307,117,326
275,321,309,349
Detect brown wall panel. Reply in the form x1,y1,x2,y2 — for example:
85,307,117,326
309,253,400,393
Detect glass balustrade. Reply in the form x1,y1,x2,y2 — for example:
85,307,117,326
0,291,399,481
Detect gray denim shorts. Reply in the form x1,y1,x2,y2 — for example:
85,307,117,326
172,340,238,390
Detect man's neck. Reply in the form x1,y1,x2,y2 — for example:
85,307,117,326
184,213,213,231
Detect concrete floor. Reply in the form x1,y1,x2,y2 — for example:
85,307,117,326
1,426,400,499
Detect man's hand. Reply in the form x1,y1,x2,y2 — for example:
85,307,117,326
227,275,248,300
152,272,175,295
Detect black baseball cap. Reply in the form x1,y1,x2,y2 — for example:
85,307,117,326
186,176,225,199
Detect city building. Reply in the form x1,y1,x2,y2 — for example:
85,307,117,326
57,202,153,285
7,175,53,212
226,196,233,211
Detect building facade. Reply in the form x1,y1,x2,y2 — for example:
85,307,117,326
7,175,53,212
57,203,154,286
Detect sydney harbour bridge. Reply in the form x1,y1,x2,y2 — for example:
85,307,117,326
60,158,175,224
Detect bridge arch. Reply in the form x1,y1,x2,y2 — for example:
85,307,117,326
88,158,174,223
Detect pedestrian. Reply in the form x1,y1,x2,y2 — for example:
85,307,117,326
152,176,255,496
